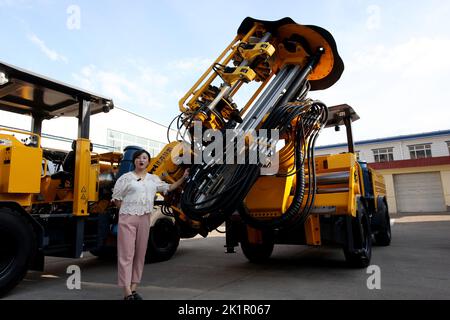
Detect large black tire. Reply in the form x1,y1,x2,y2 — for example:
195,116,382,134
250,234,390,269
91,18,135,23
240,228,274,263
374,201,391,246
145,218,180,263
344,203,372,268
0,207,37,297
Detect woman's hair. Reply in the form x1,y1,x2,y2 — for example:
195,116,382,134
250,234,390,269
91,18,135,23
132,149,151,162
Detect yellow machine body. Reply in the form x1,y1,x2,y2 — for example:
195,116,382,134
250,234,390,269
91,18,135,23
0,129,42,195
0,130,106,212
73,139,94,216
148,141,185,182
151,18,386,256
244,152,370,245
178,17,343,132
0,18,390,296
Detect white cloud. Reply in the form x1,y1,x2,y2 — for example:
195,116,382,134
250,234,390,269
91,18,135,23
0,0,25,6
170,57,212,73
72,58,223,122
69,34,450,147
366,5,381,31
314,36,450,146
28,33,68,63
351,37,450,77
72,62,171,114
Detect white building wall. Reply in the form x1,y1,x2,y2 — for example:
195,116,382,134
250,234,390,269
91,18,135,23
398,136,449,159
315,132,450,215
1,107,177,153
316,134,450,162
357,141,403,162
432,137,450,157
91,107,175,147
0,111,32,132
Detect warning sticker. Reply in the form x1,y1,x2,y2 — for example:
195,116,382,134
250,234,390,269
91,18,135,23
0,139,12,146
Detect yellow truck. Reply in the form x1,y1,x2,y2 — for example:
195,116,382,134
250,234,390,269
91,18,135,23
150,17,392,265
0,63,180,296
0,17,391,296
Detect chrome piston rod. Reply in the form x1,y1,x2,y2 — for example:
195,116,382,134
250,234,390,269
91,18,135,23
239,64,302,132
195,65,304,204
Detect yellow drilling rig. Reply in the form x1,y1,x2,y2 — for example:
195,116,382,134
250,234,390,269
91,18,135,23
0,17,391,296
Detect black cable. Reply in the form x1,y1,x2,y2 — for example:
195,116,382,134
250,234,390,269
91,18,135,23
167,113,183,143
180,99,327,231
238,100,328,230
178,57,329,232
284,102,328,229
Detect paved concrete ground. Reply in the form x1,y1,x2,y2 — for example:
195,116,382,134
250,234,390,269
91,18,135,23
3,213,450,300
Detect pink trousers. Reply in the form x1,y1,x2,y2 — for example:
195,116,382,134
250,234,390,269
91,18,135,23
117,214,151,287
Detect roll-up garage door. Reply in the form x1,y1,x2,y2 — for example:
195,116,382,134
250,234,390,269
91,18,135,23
394,172,445,213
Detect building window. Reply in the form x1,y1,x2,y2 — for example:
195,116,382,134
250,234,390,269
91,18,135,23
447,141,450,155
107,129,166,157
372,148,394,163
408,144,432,159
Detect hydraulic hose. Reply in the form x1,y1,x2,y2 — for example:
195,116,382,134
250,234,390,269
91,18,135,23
238,101,328,230
180,99,327,232
179,50,328,232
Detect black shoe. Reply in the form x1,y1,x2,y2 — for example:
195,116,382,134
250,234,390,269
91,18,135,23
124,294,135,300
132,291,143,300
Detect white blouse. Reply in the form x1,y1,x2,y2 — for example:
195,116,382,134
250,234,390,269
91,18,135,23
112,171,170,215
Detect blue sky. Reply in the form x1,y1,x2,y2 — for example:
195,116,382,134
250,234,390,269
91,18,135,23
1,0,450,145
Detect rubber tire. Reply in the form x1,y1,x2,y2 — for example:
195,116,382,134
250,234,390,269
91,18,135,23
0,207,37,297
240,228,274,263
374,201,392,246
145,218,180,263
344,213,372,268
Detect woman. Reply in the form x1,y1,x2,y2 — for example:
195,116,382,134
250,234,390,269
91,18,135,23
112,149,188,300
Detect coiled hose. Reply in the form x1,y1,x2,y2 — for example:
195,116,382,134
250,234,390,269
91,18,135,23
180,99,328,232
238,101,328,230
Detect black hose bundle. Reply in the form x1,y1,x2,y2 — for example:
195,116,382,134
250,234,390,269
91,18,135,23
179,98,328,232
239,100,328,230
181,163,260,231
